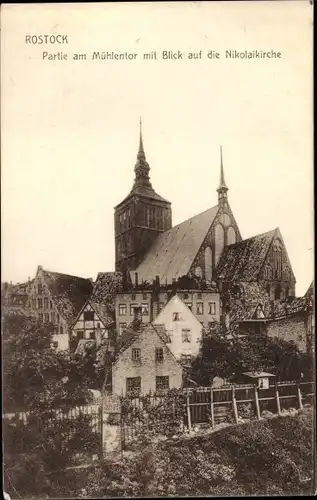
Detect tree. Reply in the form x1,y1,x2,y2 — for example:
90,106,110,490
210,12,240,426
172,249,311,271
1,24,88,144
188,323,313,386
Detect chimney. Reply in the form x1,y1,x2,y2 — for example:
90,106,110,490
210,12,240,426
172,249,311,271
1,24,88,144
135,272,138,287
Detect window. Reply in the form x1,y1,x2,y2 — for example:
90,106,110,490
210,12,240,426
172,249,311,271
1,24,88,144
156,376,169,391
77,331,84,340
166,330,173,343
208,302,216,315
275,284,281,300
197,293,202,299
97,322,101,329
180,354,192,365
196,303,204,315
182,329,191,343
142,293,147,300
185,303,193,311
155,347,164,362
205,246,213,283
184,293,189,300
38,298,43,309
50,300,53,309
44,298,48,309
89,331,96,340
119,323,127,335
130,304,138,315
44,313,49,323
84,311,94,321
131,294,136,301
172,312,182,321
56,313,60,323
51,312,55,324
32,299,36,309
60,326,64,335
39,313,43,322
126,377,141,395
37,284,42,294
119,304,127,316
132,348,141,361
141,303,149,316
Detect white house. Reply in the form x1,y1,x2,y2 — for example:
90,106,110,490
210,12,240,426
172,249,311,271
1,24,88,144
153,294,203,363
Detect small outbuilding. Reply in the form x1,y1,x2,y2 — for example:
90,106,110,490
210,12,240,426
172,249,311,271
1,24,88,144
242,371,276,389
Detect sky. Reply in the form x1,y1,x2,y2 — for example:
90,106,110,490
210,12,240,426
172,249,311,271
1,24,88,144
1,1,314,296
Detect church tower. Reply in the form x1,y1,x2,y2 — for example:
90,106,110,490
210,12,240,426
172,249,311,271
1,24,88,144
216,146,229,209
114,120,172,273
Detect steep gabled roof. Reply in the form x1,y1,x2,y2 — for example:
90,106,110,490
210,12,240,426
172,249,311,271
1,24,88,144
217,229,276,282
90,272,124,321
132,205,219,284
41,269,93,326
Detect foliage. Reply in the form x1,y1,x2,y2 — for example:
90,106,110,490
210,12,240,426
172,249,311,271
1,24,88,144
188,323,313,386
121,389,185,441
57,408,314,498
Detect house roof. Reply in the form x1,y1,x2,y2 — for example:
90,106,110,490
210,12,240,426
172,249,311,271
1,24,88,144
132,205,219,284
90,301,114,327
264,296,310,320
114,323,176,361
217,229,277,282
90,272,124,321
41,269,93,326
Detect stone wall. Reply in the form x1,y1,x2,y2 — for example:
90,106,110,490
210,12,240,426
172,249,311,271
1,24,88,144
266,314,308,352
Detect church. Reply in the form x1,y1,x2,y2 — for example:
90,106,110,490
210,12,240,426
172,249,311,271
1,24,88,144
114,122,297,332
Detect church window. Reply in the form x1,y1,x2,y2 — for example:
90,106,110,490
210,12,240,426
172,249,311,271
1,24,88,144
215,224,225,266
38,298,43,309
51,312,55,324
285,286,289,298
204,246,213,283
44,298,48,309
227,226,236,245
44,313,49,323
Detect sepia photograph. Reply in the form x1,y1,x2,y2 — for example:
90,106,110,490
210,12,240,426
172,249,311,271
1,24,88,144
1,1,315,498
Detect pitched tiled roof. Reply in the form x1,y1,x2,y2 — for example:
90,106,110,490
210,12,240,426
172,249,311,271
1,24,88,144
90,272,124,321
132,206,219,284
42,269,93,326
90,301,115,327
217,229,276,281
264,296,309,320
114,323,172,359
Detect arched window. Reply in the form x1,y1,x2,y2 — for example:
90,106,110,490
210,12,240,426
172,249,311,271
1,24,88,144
272,240,283,279
215,224,225,266
227,226,236,245
204,247,212,283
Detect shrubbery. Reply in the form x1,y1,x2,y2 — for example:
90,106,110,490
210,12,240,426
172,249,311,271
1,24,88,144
52,407,314,498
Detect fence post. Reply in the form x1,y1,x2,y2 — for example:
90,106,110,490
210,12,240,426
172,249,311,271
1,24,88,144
232,386,239,424
254,386,261,420
186,392,192,433
275,384,281,415
210,388,215,429
297,383,303,410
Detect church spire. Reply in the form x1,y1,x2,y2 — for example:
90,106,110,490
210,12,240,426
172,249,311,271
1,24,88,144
217,146,229,206
133,117,152,190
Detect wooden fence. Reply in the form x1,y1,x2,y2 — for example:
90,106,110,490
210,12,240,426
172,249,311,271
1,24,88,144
121,381,314,443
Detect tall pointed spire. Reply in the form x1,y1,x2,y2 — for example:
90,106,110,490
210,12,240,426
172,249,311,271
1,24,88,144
217,146,229,206
137,117,145,160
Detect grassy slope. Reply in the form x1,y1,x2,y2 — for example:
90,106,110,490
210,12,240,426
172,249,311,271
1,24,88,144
52,407,315,498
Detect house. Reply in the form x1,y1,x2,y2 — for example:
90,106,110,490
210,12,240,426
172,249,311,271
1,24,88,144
264,283,314,353
153,294,204,363
115,277,221,334
70,271,123,349
242,371,276,389
28,266,94,350
112,322,182,396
